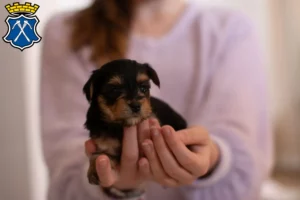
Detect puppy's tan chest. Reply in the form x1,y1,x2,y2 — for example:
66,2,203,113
93,137,121,157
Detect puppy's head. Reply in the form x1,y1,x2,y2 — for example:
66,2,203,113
83,59,160,126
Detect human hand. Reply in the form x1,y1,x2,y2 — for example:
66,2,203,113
139,119,220,187
85,125,149,190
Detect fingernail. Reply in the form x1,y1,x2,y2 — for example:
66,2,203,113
98,159,107,168
140,159,147,167
124,126,136,132
151,128,159,137
142,142,151,152
142,119,149,125
149,118,157,124
163,128,171,136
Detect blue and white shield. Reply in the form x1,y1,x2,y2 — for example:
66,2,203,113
3,15,41,51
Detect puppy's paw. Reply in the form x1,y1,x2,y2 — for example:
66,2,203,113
87,154,100,185
88,170,100,185
87,154,120,185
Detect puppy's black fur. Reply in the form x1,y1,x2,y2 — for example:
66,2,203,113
83,59,187,185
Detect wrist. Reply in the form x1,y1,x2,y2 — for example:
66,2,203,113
102,183,146,199
112,180,145,191
102,187,145,199
209,140,220,171
199,140,220,179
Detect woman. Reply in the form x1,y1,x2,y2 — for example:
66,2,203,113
41,0,273,200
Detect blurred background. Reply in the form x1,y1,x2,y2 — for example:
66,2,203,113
0,0,299,200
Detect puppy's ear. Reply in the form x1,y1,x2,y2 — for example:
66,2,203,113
83,75,94,102
144,64,160,88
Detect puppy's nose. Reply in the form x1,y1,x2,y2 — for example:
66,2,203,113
129,103,141,113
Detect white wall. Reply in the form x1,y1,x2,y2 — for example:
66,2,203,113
0,1,30,199
0,1,90,200
272,0,300,171
23,1,91,200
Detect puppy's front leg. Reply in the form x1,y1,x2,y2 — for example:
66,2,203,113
87,137,121,185
87,153,101,185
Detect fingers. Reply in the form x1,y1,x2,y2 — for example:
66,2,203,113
149,117,160,128
137,120,150,156
138,157,151,180
150,127,195,184
162,126,208,177
85,140,96,157
137,118,160,145
142,140,178,187
138,118,160,157
177,126,209,146
121,126,139,168
96,155,117,187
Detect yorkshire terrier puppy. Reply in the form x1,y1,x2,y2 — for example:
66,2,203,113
83,59,187,185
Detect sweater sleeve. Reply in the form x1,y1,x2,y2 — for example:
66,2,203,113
40,13,112,200
179,12,273,200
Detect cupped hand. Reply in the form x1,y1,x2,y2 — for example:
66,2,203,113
139,119,220,187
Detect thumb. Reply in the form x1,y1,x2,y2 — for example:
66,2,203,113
85,139,96,157
96,155,117,188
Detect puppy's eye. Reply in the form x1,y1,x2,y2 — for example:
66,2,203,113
139,85,150,93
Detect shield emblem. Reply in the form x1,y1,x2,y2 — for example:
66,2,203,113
3,14,41,51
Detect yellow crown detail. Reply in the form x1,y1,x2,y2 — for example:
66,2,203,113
5,2,39,15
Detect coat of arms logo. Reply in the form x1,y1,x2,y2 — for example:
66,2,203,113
3,2,42,51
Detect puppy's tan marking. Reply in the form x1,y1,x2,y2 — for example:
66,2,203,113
137,73,149,82
93,137,121,157
89,84,93,100
108,76,122,85
99,96,132,123
109,98,129,120
126,117,142,126
97,96,115,121
87,155,99,185
140,99,152,119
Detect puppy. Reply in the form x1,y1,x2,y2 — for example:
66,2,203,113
83,59,187,185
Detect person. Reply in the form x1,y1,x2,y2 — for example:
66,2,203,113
40,0,273,200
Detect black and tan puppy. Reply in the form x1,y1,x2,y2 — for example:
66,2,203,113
83,59,187,185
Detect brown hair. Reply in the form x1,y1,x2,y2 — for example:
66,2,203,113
70,0,137,65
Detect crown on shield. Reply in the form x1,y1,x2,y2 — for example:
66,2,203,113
5,2,39,16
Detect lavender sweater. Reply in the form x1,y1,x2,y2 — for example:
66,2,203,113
41,3,273,200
